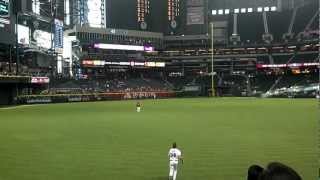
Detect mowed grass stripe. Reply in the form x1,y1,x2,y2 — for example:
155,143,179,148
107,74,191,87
0,98,317,180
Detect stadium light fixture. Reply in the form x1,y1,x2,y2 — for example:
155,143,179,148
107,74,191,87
257,7,263,12
212,10,217,15
271,6,277,11
247,8,253,13
224,9,230,14
234,8,240,14
218,9,223,15
240,8,246,13
264,7,270,12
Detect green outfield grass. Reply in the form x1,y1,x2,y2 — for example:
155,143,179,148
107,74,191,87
0,98,318,180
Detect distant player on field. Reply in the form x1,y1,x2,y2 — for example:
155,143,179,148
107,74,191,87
136,102,141,112
168,142,183,180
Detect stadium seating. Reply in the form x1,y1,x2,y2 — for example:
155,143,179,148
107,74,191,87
46,74,171,96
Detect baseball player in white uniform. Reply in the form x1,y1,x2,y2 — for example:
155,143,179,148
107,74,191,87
136,102,141,112
168,142,183,180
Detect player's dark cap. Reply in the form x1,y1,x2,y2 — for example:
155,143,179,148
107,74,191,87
172,142,177,148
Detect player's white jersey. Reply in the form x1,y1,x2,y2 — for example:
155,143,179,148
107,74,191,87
168,148,182,163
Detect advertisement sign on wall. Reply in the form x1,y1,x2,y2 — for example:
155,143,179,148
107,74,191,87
0,0,10,17
18,25,30,45
256,63,320,69
33,30,53,49
82,60,166,68
31,77,50,84
94,43,154,52
87,0,102,28
54,19,63,51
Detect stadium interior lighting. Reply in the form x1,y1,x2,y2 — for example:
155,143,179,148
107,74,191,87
218,9,223,15
212,10,217,15
224,9,230,14
247,8,253,13
240,8,246,13
271,6,277,11
234,8,240,14
257,7,263,12
264,7,270,12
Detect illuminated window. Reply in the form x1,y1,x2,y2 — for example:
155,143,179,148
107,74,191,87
212,10,217,15
218,9,223,15
240,8,246,13
257,7,263,12
234,9,240,14
271,6,277,11
224,9,230,14
247,8,253,13
264,7,270,12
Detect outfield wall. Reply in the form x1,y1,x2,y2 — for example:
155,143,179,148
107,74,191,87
17,91,177,104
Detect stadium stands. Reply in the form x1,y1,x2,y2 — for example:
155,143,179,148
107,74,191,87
47,74,171,95
0,1,318,102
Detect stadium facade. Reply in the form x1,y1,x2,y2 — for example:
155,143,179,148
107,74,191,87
0,0,319,105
